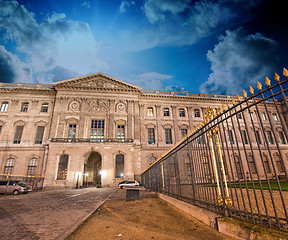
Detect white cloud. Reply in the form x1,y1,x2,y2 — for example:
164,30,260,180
0,1,107,83
120,1,135,13
200,28,280,95
81,1,90,8
125,72,173,90
0,45,33,83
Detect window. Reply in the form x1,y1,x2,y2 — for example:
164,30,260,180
41,103,48,113
181,129,187,137
148,128,155,144
13,126,24,144
0,125,2,136
90,120,104,142
117,125,125,142
261,112,267,121
248,155,256,174
249,112,254,120
149,156,157,165
68,124,76,139
1,102,9,112
235,156,243,179
4,158,15,174
266,131,274,144
115,154,124,178
165,129,172,144
241,130,248,144
20,102,29,112
27,157,38,175
237,113,242,119
255,130,261,144
179,108,185,117
263,155,271,173
147,107,153,117
197,134,203,144
163,108,170,117
274,154,284,173
57,154,68,180
278,131,286,144
194,109,200,118
227,130,234,144
35,126,45,144
272,113,278,121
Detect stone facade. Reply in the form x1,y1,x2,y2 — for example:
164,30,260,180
0,73,287,188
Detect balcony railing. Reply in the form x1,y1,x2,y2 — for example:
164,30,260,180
50,138,134,143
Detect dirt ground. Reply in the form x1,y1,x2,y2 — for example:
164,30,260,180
66,189,234,240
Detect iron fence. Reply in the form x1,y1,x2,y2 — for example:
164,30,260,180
141,70,288,230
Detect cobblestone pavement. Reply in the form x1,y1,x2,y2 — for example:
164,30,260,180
0,187,117,240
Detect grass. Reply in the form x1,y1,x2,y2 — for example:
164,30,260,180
232,180,288,191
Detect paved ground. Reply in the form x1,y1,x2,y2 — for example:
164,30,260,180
0,187,117,240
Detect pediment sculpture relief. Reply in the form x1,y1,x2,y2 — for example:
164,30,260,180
77,79,121,89
83,99,109,113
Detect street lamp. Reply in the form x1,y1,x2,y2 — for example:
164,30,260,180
84,173,89,188
75,172,81,189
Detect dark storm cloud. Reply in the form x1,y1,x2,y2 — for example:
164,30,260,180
0,45,33,83
200,28,281,95
0,1,106,83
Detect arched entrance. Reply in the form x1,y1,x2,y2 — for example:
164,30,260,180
83,152,102,187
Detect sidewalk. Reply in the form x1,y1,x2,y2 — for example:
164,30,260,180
66,189,233,240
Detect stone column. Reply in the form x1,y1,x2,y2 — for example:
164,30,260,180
127,100,133,139
171,105,178,143
108,100,115,139
187,106,193,131
134,101,140,143
155,105,162,145
138,104,145,143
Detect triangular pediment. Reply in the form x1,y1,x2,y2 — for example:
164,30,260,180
52,73,142,92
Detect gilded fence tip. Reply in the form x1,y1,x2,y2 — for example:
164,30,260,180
231,97,235,105
226,100,230,108
274,72,280,82
249,86,254,95
257,81,262,90
243,90,247,98
222,103,225,110
265,77,271,86
217,106,221,114
283,68,288,77
237,94,241,101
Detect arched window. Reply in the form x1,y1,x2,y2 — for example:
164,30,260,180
274,154,284,173
248,155,256,174
27,157,38,175
235,155,243,179
4,158,15,174
115,154,124,178
149,156,156,165
57,154,69,180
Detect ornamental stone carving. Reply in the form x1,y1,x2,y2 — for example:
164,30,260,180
78,79,120,89
84,99,109,113
69,100,80,112
115,101,126,113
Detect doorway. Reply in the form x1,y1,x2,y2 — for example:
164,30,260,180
84,152,102,187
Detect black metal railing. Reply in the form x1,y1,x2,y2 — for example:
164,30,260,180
0,174,44,190
141,69,288,230
50,138,134,143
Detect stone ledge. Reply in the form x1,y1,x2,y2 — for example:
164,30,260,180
158,193,288,240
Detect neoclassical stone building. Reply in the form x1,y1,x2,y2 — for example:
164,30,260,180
0,73,287,188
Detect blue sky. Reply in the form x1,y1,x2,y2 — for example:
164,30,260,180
0,0,287,95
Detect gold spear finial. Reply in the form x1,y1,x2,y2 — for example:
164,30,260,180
217,106,221,114
257,81,262,90
237,94,241,101
265,77,271,86
283,68,288,77
249,86,254,95
226,100,230,108
222,103,225,110
231,97,235,105
275,72,280,82
243,90,247,98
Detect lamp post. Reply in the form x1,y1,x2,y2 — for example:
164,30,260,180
75,172,81,189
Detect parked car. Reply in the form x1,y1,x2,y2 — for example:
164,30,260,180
0,180,32,195
118,180,139,189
